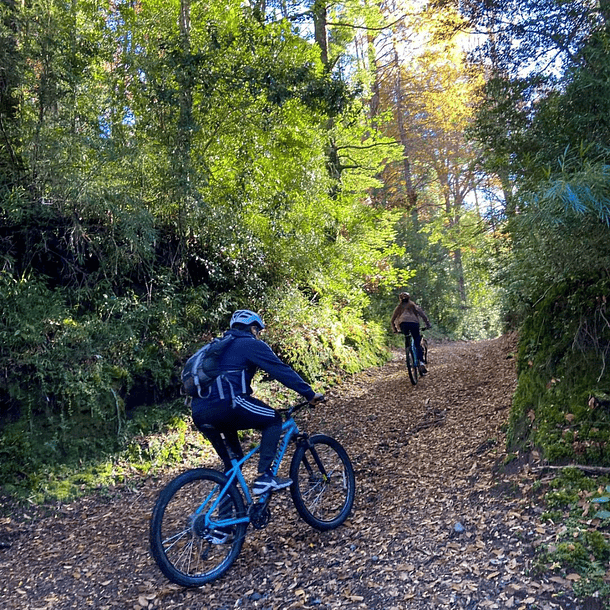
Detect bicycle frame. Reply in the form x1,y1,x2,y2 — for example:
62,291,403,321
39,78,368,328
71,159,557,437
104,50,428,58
201,415,301,531
409,335,420,367
150,397,356,586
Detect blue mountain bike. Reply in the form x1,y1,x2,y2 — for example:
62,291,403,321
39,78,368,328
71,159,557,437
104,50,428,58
149,400,355,587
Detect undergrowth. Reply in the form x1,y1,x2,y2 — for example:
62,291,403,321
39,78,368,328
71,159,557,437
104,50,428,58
507,274,610,607
0,276,389,502
534,467,610,607
0,399,199,505
0,367,341,505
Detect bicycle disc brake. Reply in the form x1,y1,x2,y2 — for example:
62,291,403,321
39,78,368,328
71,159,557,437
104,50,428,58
249,500,271,530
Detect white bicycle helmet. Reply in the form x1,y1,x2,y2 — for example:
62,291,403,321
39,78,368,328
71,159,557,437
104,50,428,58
229,309,265,329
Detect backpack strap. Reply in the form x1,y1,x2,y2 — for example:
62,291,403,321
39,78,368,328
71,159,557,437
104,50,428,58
211,370,246,404
215,375,225,400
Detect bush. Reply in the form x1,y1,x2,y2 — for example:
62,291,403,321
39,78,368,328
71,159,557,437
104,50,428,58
262,284,390,387
0,272,390,499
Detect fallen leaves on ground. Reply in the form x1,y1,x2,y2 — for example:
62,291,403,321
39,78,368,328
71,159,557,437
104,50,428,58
0,335,587,609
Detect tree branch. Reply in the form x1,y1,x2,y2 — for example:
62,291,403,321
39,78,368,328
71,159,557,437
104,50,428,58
335,141,401,152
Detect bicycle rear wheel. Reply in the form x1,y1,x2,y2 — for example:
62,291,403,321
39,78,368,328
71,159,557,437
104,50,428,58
289,434,355,531
150,468,247,587
406,346,418,385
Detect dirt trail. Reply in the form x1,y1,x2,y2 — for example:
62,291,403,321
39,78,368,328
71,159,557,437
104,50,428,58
0,336,583,609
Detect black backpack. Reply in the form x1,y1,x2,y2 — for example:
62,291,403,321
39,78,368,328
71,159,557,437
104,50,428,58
181,333,236,398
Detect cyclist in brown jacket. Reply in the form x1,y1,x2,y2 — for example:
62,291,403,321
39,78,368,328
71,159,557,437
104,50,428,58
391,292,431,374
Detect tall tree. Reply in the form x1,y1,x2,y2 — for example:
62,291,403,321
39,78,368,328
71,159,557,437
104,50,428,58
0,0,22,183
366,1,499,334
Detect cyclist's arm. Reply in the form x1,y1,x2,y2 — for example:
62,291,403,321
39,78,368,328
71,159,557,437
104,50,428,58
390,307,401,332
416,306,431,329
248,341,317,401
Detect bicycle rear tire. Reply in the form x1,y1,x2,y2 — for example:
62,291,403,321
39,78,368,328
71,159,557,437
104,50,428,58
289,434,355,531
406,347,418,385
150,468,247,587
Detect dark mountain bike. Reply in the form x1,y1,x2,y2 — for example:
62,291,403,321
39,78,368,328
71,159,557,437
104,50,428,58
406,328,428,386
149,400,355,587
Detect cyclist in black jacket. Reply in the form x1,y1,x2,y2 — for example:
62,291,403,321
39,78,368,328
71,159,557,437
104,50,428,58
192,310,323,495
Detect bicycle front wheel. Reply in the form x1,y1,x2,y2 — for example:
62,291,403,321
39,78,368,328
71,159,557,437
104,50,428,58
150,468,247,587
406,347,418,385
289,435,355,531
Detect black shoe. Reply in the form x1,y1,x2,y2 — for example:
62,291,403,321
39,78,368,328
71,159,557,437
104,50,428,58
252,472,292,495
419,364,428,375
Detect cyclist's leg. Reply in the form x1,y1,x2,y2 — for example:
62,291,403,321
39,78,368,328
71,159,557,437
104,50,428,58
193,401,236,472
411,324,424,363
232,395,290,494
232,395,282,473
401,322,422,357
192,405,254,538
399,322,412,359
221,429,245,464
194,426,243,538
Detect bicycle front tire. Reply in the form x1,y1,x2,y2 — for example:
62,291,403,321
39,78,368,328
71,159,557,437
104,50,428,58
149,468,247,587
406,346,418,385
289,435,355,531
421,338,428,365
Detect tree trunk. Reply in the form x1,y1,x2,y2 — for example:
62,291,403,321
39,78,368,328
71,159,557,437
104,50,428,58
174,0,193,254
312,0,329,67
0,0,22,174
393,46,417,209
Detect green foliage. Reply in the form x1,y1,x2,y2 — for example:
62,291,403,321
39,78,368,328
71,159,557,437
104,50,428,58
0,273,188,481
0,0,404,495
0,400,212,503
385,206,504,340
508,276,610,464
496,37,610,465
468,7,610,342
499,154,610,328
263,286,390,386
533,469,610,606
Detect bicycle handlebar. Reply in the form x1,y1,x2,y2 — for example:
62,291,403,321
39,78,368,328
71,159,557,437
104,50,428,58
280,396,326,418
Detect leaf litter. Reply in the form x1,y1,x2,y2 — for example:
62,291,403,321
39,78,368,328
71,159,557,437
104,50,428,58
0,335,587,609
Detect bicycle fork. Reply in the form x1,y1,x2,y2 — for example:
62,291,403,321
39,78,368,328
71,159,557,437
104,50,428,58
295,434,331,483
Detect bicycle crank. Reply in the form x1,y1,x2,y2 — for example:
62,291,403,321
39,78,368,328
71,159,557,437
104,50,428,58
249,501,271,529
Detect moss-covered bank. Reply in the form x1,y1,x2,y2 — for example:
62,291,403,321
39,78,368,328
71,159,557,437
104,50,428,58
508,274,610,465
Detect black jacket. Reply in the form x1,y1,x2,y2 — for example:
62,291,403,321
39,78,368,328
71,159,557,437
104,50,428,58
192,329,315,406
